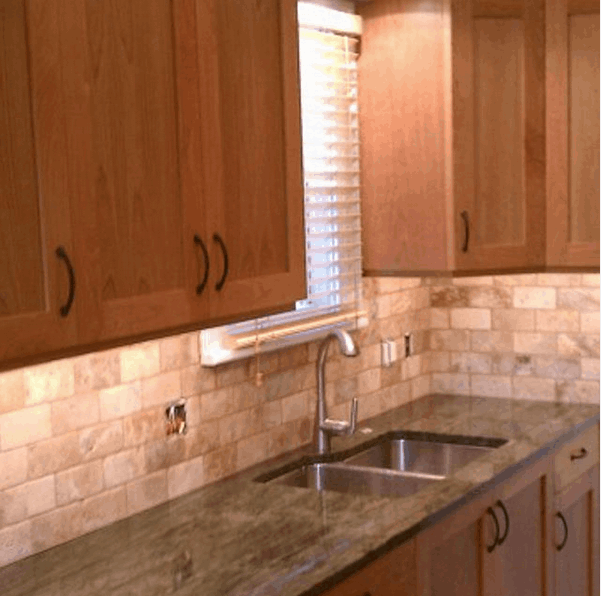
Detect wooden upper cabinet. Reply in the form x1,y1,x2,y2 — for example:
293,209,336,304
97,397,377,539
547,0,600,267
358,0,547,275
0,0,77,364
196,0,306,323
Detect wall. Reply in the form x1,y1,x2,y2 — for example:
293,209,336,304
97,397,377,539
0,273,598,566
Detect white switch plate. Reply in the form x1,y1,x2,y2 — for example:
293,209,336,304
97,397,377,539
381,339,397,367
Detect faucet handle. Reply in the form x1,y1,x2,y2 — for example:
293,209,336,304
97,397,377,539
348,397,358,434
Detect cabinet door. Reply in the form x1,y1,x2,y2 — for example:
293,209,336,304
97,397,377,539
0,0,77,366
453,0,546,272
554,466,600,596
198,0,306,323
547,0,600,268
29,0,209,344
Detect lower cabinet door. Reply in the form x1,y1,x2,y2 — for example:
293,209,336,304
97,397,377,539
554,466,600,596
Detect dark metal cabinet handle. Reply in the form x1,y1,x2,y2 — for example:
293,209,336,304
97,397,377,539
193,235,210,296
556,512,568,551
55,246,75,317
213,233,229,291
460,211,470,252
486,507,500,553
495,500,510,545
570,447,588,461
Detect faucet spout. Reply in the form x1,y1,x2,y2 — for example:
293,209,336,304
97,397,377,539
315,329,360,454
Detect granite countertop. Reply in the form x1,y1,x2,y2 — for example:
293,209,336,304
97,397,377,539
1,394,599,596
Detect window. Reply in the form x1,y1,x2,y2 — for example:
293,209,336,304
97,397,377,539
200,1,364,365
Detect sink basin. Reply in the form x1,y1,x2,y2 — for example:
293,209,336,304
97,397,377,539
343,436,505,476
265,462,443,498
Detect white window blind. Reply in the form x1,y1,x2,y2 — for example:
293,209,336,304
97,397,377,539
200,3,363,364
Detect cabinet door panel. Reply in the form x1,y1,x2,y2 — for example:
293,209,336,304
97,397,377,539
0,0,76,365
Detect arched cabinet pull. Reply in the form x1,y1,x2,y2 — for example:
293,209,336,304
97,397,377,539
495,500,510,545
485,507,500,553
213,233,229,291
193,235,210,296
460,211,470,252
570,447,587,461
55,246,75,317
556,512,568,551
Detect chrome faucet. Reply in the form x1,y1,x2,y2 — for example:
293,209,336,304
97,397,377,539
314,329,360,454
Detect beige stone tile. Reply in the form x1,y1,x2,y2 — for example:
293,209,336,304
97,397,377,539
24,360,74,406
470,331,513,353
333,376,358,405
555,380,600,404
422,351,450,373
513,377,556,401
429,308,449,329
491,354,535,376
557,334,600,358
237,431,271,471
232,381,264,411
389,291,415,315
28,433,81,479
278,345,309,371
537,273,582,286
492,309,536,331
449,353,491,374
379,382,411,412
376,294,392,319
141,371,181,409
184,422,220,459
357,391,383,420
557,288,600,311
31,502,83,552
376,278,421,293
144,437,186,474
199,387,237,421
451,308,491,330
494,274,538,286
180,364,216,397
261,366,313,402
405,355,421,379
429,330,470,352
513,287,556,309
533,356,580,380
0,405,51,449
422,276,453,286
281,391,311,423
120,342,160,383
159,333,199,372
203,444,237,483
358,368,381,394
167,455,204,499
467,286,512,308
249,401,282,432
123,407,165,447
453,276,494,286
103,447,146,488
218,409,252,443
535,310,579,333
215,359,250,389
581,311,600,334
79,420,123,462
24,475,56,517
0,485,27,527
431,373,470,395
411,375,431,400
51,392,100,436
56,461,104,506
99,382,141,421
0,448,27,490
471,375,512,398
0,521,32,567
186,396,201,427
581,358,600,380
126,471,168,516
360,344,381,370
74,351,120,393
0,370,25,415
249,351,280,380
514,333,557,355
581,273,600,287
430,286,470,308
81,487,127,534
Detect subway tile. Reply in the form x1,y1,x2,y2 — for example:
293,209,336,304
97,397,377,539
81,487,127,534
141,371,181,409
535,310,579,333
0,521,32,567
180,364,216,397
555,380,600,404
0,370,25,415
51,392,100,436
99,382,141,421
514,333,557,355
449,353,491,374
103,447,146,488
471,331,513,353
28,433,81,479
56,461,104,506
126,471,168,516
581,311,600,334
533,356,580,380
120,342,160,383
513,287,556,309
0,405,51,449
557,288,600,311
0,448,27,490
167,456,204,499
557,334,600,358
74,351,120,393
159,333,199,372
431,373,470,395
24,360,74,406
31,502,83,552
450,308,491,330
471,375,512,398
513,377,556,401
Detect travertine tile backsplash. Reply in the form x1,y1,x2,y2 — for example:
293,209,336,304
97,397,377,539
0,273,598,565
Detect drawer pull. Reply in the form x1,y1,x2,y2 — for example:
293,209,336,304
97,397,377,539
570,447,588,461
485,507,500,553
495,500,510,545
555,512,568,551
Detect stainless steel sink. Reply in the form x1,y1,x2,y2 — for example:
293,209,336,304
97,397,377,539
343,438,500,476
266,462,444,498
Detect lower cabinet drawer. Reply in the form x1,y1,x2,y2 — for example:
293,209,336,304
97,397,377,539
554,424,600,493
